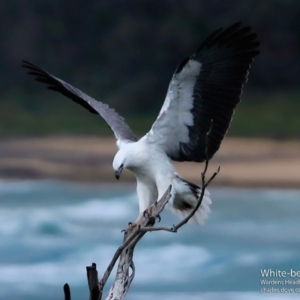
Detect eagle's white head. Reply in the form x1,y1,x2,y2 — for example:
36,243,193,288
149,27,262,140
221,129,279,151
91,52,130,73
112,150,126,180
112,143,137,180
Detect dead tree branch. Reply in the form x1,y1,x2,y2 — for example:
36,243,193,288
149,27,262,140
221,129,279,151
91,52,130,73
62,186,172,300
86,263,101,300
103,186,172,300
63,283,71,300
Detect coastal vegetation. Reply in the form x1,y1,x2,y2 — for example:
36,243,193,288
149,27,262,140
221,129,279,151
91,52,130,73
1,1,299,138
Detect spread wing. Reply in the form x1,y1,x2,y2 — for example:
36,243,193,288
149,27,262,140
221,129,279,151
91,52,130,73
145,23,259,162
22,61,137,143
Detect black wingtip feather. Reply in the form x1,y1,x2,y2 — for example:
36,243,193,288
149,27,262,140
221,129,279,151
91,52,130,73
175,57,189,74
197,27,224,52
170,22,259,163
22,60,99,115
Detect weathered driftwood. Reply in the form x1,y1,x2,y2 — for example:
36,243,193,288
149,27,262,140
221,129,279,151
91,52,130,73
104,186,172,300
63,121,220,300
83,186,172,300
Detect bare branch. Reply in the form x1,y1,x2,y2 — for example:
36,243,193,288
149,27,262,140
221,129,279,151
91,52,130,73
99,230,139,293
100,185,172,300
139,225,175,233
63,283,71,300
86,263,101,300
204,165,221,188
98,185,172,297
203,119,214,175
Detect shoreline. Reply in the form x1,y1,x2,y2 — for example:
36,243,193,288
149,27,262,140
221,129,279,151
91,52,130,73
0,136,299,188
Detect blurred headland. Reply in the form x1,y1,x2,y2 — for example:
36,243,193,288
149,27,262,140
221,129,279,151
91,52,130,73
0,136,299,188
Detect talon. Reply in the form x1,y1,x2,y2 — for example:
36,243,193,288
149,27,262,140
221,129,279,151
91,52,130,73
143,209,151,219
121,221,137,234
156,214,161,222
143,206,154,219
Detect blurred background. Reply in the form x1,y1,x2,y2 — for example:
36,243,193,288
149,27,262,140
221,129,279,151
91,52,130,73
0,1,300,300
1,0,300,137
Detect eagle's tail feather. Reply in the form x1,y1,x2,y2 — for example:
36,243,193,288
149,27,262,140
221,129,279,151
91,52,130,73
167,179,212,225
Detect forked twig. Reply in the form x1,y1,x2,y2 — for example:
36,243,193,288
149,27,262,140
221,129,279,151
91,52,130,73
203,119,214,175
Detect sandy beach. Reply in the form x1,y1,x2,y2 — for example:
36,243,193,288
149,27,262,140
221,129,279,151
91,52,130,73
0,136,299,188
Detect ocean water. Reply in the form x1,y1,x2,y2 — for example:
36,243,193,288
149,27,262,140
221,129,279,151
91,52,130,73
0,180,300,300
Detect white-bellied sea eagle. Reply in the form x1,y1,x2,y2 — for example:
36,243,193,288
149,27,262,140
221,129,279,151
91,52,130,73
22,22,259,225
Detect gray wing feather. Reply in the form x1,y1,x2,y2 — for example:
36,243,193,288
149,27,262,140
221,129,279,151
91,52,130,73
22,61,137,142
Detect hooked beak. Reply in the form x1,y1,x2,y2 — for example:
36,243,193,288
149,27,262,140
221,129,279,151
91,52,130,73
115,165,123,180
